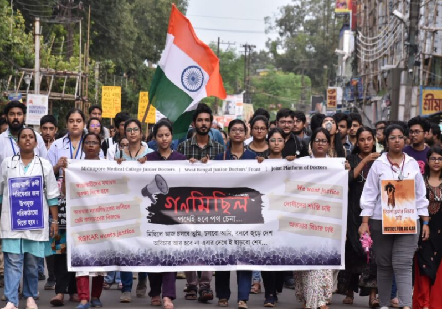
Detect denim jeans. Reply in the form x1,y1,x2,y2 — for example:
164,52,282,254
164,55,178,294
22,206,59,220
391,276,398,299
38,257,44,274
216,271,252,302
252,271,261,284
105,271,121,284
4,252,39,307
120,272,133,293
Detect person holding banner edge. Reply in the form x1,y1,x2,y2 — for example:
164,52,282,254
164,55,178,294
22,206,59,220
0,127,59,309
359,124,430,309
60,133,106,309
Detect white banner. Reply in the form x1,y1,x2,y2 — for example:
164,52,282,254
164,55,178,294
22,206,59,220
65,158,348,272
26,94,49,125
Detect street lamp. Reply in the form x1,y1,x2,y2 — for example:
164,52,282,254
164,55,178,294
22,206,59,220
24,75,32,86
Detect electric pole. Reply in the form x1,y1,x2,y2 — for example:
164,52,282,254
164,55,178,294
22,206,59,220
242,43,255,103
213,37,235,112
34,17,40,95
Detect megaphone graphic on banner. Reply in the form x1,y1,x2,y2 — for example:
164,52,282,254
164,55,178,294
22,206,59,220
141,174,169,204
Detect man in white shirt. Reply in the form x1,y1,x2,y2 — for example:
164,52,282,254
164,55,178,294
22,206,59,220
0,101,47,164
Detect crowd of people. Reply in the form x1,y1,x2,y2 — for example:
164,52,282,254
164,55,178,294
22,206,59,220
0,100,441,309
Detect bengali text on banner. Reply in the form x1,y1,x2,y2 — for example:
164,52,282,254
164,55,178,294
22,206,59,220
65,158,348,272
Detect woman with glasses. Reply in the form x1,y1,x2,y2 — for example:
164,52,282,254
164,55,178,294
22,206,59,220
256,128,294,307
338,127,379,307
321,116,345,158
359,124,430,309
59,133,106,309
413,146,442,309
293,128,334,309
247,116,270,159
115,119,152,164
115,119,152,303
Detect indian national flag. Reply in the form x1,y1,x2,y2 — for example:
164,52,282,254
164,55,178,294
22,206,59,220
149,4,227,138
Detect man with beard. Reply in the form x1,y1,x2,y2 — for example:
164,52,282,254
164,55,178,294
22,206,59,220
276,108,308,159
292,111,309,140
375,120,388,152
348,113,363,146
403,116,431,174
40,115,58,150
333,113,353,155
0,101,47,163
178,103,224,162
177,103,222,302
425,122,442,147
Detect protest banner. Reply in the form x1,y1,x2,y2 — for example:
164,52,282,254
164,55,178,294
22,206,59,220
65,158,348,272
381,179,418,234
137,92,156,123
101,86,121,118
26,94,48,125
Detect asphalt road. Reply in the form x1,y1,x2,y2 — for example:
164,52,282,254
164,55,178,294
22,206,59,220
1,273,373,309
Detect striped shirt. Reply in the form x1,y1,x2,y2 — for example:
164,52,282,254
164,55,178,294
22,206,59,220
177,136,224,160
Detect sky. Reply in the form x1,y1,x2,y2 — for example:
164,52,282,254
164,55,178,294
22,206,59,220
186,0,292,54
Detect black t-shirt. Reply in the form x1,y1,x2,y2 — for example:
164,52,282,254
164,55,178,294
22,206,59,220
282,133,309,158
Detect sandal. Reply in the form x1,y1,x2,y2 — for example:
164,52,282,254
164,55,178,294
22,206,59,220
198,289,214,302
102,282,113,290
343,296,354,305
185,287,197,300
369,298,380,308
218,299,229,307
151,296,161,306
162,297,174,309
250,283,261,294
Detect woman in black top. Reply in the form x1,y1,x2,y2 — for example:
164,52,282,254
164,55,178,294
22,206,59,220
338,127,380,307
247,116,270,158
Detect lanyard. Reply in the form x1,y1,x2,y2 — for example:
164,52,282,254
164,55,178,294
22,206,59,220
69,135,83,159
9,138,17,156
387,153,405,180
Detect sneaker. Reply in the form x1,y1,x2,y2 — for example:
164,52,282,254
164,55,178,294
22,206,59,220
136,277,147,298
238,300,248,309
264,297,276,307
119,292,132,303
38,272,46,281
75,303,90,309
90,298,102,308
44,279,56,290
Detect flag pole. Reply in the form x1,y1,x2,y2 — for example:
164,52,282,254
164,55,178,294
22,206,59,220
141,100,152,124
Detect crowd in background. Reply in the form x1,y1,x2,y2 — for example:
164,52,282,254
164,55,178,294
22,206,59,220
0,100,441,309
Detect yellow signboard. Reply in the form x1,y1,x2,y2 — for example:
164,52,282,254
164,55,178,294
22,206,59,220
101,86,121,118
326,88,337,110
137,92,156,124
420,87,442,115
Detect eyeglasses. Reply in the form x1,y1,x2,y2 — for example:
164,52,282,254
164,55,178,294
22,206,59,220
429,157,442,162
409,130,424,135
120,143,129,148
388,135,405,141
126,127,140,133
269,138,284,143
90,124,101,128
278,120,294,125
84,141,99,146
253,127,267,132
230,128,245,134
314,138,328,145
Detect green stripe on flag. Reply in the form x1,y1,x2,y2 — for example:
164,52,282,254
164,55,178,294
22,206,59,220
172,111,193,140
149,66,193,122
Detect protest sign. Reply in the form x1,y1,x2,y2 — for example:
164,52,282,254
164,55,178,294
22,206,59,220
8,176,44,230
26,94,48,125
381,179,418,234
65,158,348,272
101,86,121,118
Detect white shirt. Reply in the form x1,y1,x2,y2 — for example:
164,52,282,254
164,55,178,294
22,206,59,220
0,129,48,165
47,134,104,175
0,156,59,241
360,153,429,220
106,137,119,160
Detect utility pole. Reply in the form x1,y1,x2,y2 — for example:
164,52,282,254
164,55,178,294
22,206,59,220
213,37,235,112
34,17,40,95
85,5,91,102
242,43,255,103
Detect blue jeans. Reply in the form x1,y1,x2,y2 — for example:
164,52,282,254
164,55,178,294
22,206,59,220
216,271,252,302
4,252,39,307
105,271,121,284
38,257,44,274
252,271,261,284
391,276,398,299
120,272,133,293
